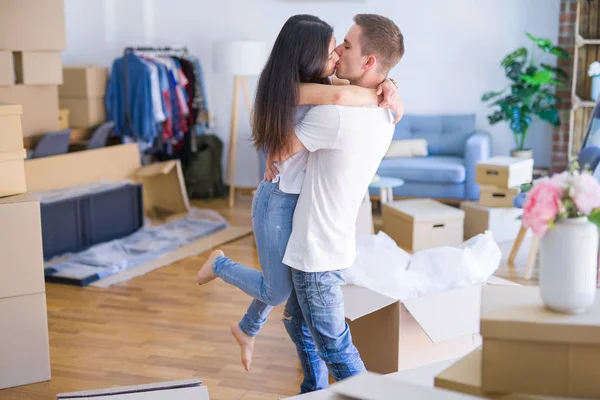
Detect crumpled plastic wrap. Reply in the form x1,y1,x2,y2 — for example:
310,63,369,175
344,231,502,300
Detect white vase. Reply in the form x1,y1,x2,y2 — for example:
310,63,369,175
539,217,598,314
592,75,600,102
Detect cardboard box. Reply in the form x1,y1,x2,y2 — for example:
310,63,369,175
22,143,250,288
25,144,189,220
435,349,499,399
57,379,209,400
434,349,584,400
14,51,63,85
0,51,14,85
0,149,27,197
0,0,66,51
344,276,516,374
134,160,191,219
478,185,520,208
59,66,108,98
480,285,600,398
0,292,50,389
58,108,69,130
382,199,464,252
0,102,24,152
59,97,106,128
287,371,486,399
460,201,526,243
0,85,59,137
476,157,533,189
0,194,45,298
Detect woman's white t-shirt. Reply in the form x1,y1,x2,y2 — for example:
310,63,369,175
271,105,311,194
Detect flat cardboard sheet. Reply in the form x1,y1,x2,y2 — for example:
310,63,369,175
57,379,209,400
287,372,485,399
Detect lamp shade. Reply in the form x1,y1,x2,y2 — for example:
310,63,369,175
212,40,266,76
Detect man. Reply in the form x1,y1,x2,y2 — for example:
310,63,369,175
277,14,405,393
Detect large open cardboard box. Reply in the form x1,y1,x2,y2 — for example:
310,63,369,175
343,276,517,374
25,144,251,286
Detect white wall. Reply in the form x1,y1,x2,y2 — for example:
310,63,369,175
63,0,561,187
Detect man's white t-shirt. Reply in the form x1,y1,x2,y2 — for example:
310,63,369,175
282,105,394,273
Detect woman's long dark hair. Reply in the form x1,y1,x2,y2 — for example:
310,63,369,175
252,15,333,158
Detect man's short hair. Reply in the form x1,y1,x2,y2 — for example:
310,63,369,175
353,14,404,74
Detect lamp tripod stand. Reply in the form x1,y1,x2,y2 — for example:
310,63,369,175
227,75,253,208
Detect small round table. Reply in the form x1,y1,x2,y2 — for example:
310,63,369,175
369,176,405,203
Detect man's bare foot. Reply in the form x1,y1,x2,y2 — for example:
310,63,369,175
195,250,224,285
231,322,255,372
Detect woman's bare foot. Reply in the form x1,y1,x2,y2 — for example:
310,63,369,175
231,322,255,372
195,250,224,285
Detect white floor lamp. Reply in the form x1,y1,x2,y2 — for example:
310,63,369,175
213,41,266,208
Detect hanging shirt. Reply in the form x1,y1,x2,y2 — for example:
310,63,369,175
105,53,157,142
140,58,166,123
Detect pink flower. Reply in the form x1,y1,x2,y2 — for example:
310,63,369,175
571,173,600,215
522,180,563,236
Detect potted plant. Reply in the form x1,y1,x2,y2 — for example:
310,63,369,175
521,161,600,314
482,32,569,159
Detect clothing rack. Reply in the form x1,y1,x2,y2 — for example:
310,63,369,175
122,46,189,140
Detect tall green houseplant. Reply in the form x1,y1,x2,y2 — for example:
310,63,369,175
482,33,569,155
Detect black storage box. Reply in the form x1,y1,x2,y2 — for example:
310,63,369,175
40,183,144,260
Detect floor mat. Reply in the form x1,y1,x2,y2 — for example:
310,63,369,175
44,208,252,287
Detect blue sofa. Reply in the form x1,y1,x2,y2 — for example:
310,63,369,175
369,114,491,201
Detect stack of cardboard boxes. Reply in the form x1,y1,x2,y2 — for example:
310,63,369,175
59,65,108,134
461,156,534,244
0,102,51,389
0,0,66,140
435,285,600,399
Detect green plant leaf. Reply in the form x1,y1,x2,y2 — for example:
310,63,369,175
491,95,520,114
537,108,560,126
482,90,505,101
526,32,553,48
512,84,538,103
548,46,570,59
487,110,506,124
589,209,600,227
505,62,525,81
541,63,569,80
520,70,553,85
501,48,528,67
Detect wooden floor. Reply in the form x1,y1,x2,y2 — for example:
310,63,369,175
1,195,540,400
2,196,304,400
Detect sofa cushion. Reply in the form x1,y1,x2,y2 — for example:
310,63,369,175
392,114,476,156
377,156,466,184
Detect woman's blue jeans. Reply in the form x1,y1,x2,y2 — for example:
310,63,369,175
213,180,296,336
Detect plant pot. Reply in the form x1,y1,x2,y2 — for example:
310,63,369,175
510,148,533,159
539,217,598,314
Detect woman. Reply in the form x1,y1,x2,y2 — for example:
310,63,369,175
196,14,401,373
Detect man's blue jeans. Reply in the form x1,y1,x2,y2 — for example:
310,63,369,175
283,269,366,393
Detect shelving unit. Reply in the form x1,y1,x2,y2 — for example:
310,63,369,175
568,0,600,160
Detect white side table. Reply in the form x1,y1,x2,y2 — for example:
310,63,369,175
369,176,405,203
